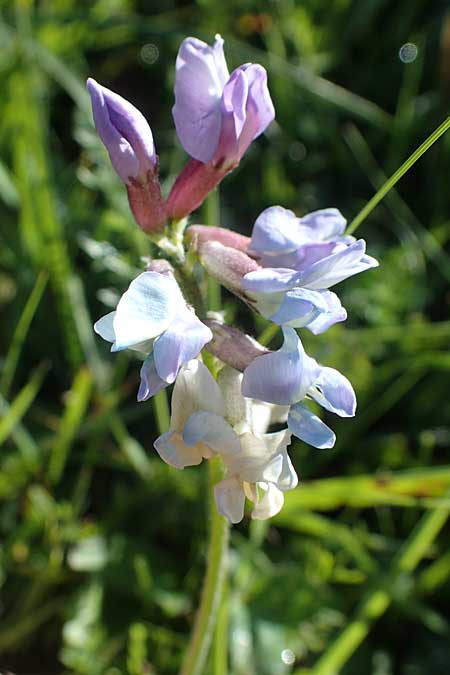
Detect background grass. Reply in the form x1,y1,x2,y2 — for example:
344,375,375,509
1,0,450,673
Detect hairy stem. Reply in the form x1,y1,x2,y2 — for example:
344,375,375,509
180,457,230,675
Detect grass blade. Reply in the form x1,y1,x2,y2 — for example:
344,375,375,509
347,115,450,234
0,271,48,398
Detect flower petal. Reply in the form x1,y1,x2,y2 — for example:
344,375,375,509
112,272,179,351
251,483,284,520
300,208,347,240
170,360,225,431
214,477,246,523
87,78,155,183
94,311,116,345
218,64,274,164
258,241,337,270
305,291,347,335
153,430,204,469
230,428,294,486
138,354,169,402
218,67,249,162
308,366,356,417
288,403,335,449
242,267,301,293
242,328,320,405
183,411,240,455
153,307,212,384
299,240,379,290
249,206,302,255
172,35,228,163
264,288,330,327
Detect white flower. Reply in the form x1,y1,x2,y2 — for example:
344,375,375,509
153,361,297,523
94,271,212,400
153,360,240,469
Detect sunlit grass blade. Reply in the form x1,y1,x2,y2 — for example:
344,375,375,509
10,68,82,368
48,367,94,484
0,158,19,208
274,510,376,573
347,115,450,234
344,123,450,281
282,466,450,512
0,395,39,464
305,487,450,675
0,362,48,449
66,274,110,391
0,270,48,398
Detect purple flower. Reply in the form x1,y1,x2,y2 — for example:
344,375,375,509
167,35,275,219
241,206,378,331
173,35,275,169
87,78,167,232
94,271,212,400
242,327,356,449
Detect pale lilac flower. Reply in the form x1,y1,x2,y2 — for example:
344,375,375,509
241,206,378,332
87,78,167,232
167,35,274,218
242,327,356,449
248,206,353,268
172,35,274,169
94,272,212,400
153,362,297,523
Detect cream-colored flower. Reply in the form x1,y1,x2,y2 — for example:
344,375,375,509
153,361,297,524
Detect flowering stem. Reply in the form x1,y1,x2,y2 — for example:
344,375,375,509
180,457,230,675
346,114,450,234
202,189,222,312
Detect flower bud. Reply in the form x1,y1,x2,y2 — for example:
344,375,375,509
186,225,250,252
87,78,167,233
169,35,275,217
166,159,227,220
205,320,269,371
198,240,260,299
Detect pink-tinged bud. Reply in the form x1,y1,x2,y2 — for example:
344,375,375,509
145,258,175,275
205,320,269,371
198,241,260,298
87,78,167,233
169,35,275,218
127,169,167,234
166,159,227,220
186,225,251,252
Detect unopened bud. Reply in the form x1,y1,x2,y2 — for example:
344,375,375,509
187,225,250,252
205,320,269,371
166,159,228,220
198,241,260,299
87,78,167,233
127,169,167,233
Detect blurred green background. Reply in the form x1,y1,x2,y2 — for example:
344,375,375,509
1,0,450,673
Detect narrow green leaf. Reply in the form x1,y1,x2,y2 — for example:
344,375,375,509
0,271,48,398
48,367,94,484
0,362,48,447
347,115,450,234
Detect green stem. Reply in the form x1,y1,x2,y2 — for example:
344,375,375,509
202,189,221,312
308,487,450,675
180,457,230,675
346,115,450,234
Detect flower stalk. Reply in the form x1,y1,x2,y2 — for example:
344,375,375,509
180,456,230,675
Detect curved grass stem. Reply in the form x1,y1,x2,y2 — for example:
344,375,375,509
346,115,450,234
